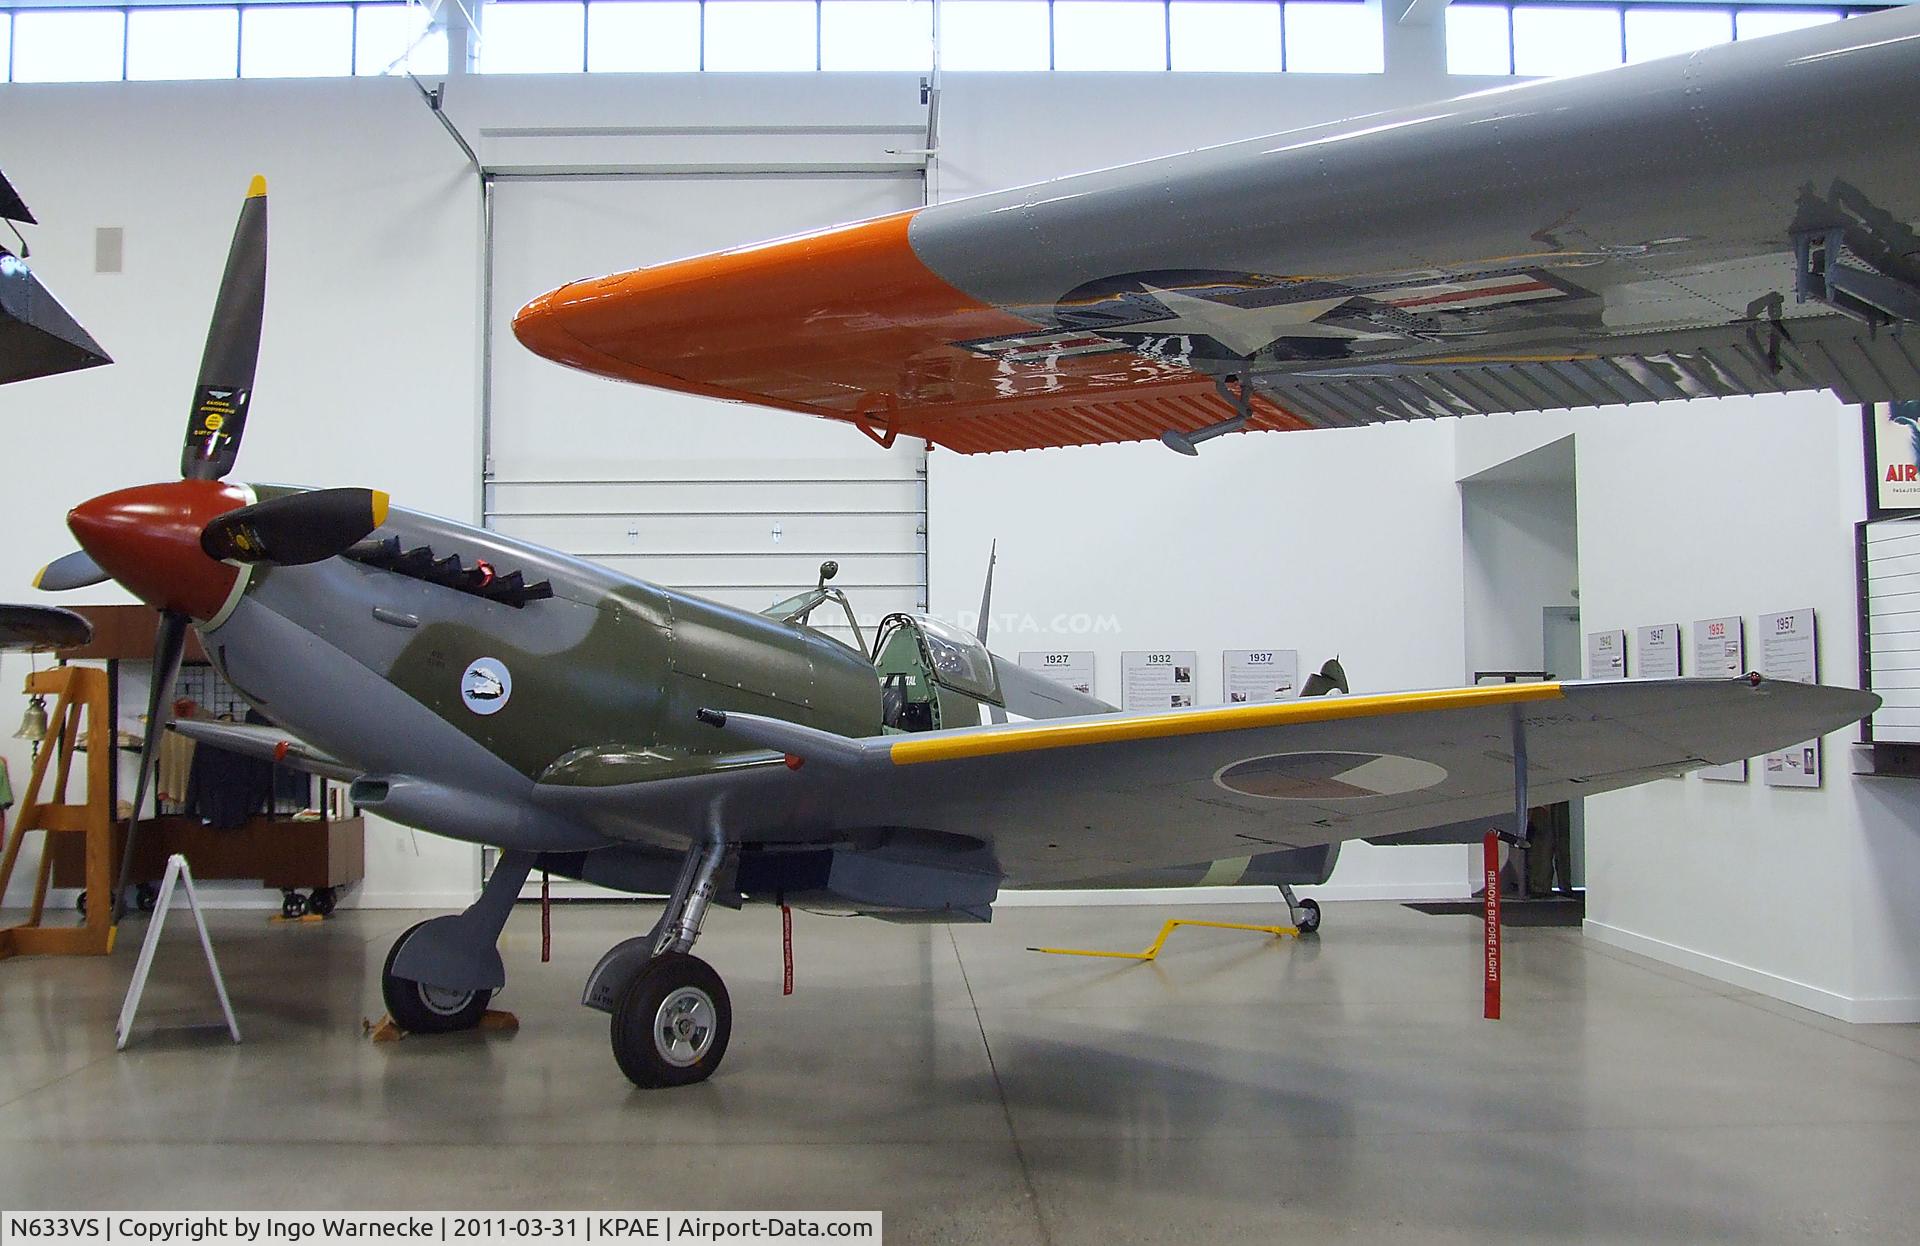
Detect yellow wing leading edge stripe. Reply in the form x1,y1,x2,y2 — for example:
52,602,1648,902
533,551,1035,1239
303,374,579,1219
887,681,1565,766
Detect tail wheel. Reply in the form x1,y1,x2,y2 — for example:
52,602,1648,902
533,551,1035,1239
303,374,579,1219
611,952,731,1089
381,920,491,1034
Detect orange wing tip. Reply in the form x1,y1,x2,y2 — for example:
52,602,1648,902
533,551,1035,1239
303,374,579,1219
246,175,267,199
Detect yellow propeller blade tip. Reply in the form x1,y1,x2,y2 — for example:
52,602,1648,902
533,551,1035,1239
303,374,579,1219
370,491,390,528
246,175,267,199
31,565,46,589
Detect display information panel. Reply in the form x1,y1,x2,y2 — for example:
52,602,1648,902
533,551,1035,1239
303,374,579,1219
1862,517,1920,744
1635,623,1681,679
1587,629,1626,679
1017,650,1096,697
1871,400,1920,516
1121,650,1197,710
1761,608,1820,788
1223,648,1299,703
1693,615,1748,782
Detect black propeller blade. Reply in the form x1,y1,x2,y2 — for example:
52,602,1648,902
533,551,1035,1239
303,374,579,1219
34,549,109,592
181,176,267,482
201,487,390,566
113,609,189,921
0,604,92,651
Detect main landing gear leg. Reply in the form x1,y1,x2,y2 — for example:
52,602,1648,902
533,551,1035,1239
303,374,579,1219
604,839,733,1089
382,849,536,1034
1280,882,1321,935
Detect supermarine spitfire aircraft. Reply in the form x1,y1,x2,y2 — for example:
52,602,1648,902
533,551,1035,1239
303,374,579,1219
9,14,1910,1088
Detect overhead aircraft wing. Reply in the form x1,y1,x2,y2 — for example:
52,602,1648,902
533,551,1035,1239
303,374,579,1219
536,678,1876,887
514,11,1920,453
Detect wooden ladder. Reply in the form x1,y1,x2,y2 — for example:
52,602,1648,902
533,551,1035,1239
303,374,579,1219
0,666,117,957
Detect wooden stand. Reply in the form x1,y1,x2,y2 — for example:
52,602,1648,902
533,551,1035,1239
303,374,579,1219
0,667,116,958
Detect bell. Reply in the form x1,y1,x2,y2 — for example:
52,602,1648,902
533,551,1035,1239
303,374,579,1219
13,694,48,743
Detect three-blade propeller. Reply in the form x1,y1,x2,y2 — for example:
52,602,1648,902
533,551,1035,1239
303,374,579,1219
28,178,388,920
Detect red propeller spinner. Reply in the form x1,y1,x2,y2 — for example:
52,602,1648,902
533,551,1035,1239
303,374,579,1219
66,480,252,620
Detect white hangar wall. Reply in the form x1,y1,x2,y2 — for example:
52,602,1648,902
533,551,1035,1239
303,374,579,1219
1561,396,1920,1022
1454,397,1920,1022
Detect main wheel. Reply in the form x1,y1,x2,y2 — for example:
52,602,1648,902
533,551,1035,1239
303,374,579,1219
610,952,731,1088
381,921,492,1034
1294,897,1322,934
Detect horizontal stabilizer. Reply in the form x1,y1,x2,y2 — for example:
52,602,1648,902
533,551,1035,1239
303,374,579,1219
991,654,1117,720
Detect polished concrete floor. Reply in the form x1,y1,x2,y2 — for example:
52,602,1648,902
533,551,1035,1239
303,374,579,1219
3,898,1919,1243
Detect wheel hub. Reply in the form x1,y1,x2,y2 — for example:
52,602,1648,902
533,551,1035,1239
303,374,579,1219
418,983,475,1016
654,986,717,1067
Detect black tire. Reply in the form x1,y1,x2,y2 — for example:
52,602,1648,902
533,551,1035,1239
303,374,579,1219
381,921,492,1034
1294,897,1322,935
136,883,158,913
611,952,731,1089
281,890,308,920
308,887,337,918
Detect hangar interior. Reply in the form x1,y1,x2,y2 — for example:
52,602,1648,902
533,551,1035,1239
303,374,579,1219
2,1,1920,1238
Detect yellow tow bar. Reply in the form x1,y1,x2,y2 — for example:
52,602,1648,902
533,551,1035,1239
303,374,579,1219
1028,917,1298,962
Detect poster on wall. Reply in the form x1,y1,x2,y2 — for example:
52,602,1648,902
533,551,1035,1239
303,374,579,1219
1693,615,1748,782
1587,629,1627,680
1018,650,1096,697
1121,650,1197,711
1634,624,1681,679
1871,400,1920,515
1223,649,1299,704
1760,608,1820,788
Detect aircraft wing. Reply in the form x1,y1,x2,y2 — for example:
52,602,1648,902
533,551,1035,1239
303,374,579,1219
512,12,1920,454
538,677,1875,887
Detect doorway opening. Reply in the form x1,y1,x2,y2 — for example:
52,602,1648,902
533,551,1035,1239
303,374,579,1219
1460,435,1583,899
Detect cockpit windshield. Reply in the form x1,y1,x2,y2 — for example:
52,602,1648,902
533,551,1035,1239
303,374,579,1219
761,583,866,653
761,588,827,622
913,615,1000,702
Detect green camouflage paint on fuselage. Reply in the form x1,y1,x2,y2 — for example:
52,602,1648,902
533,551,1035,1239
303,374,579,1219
378,581,882,784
